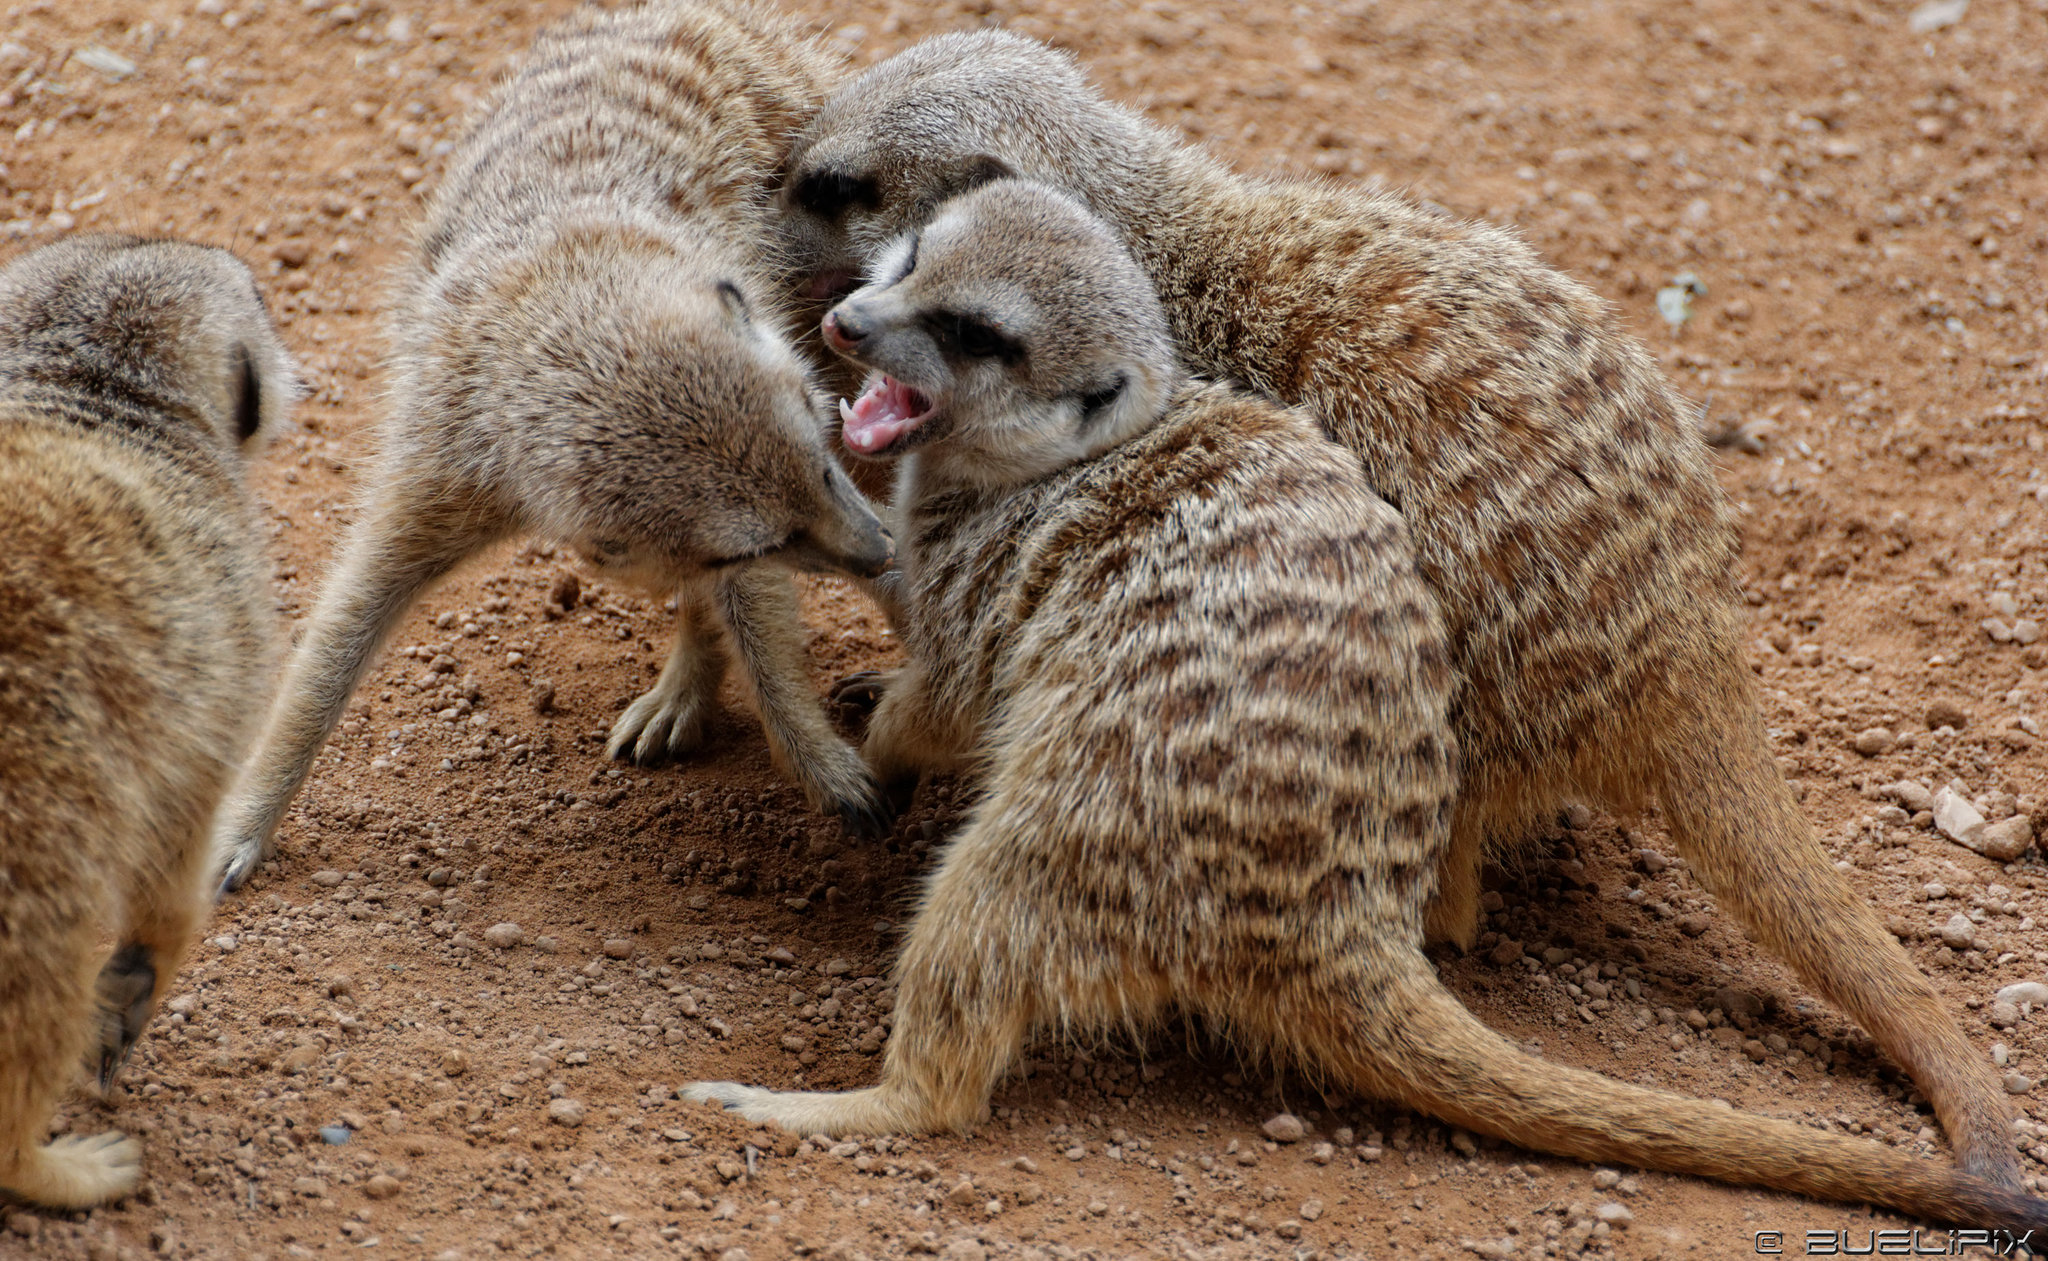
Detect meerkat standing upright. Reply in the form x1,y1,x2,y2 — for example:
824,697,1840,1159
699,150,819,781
211,0,898,890
773,34,2022,1182
686,182,2048,1229
0,234,293,1207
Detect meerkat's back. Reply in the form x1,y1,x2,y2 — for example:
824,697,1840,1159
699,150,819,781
0,233,290,1207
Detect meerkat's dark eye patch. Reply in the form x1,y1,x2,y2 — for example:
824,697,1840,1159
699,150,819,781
1074,373,1126,428
793,169,881,220
926,310,1022,363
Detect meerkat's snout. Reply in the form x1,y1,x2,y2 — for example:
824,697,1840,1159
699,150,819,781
820,305,866,352
789,460,895,577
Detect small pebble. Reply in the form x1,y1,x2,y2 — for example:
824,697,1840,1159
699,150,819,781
548,1097,587,1127
1996,982,2048,1007
945,1178,979,1206
1889,780,1935,813
1933,787,1987,849
484,922,524,950
2006,1073,2036,1095
1592,1169,1620,1189
1711,987,1765,1020
441,1050,470,1078
318,1125,351,1145
363,1174,402,1200
603,938,634,960
1941,914,1977,951
1596,1203,1634,1228
1261,1113,1306,1143
1926,699,1970,730
1978,817,2034,862
1852,727,1894,756
1989,1001,2022,1029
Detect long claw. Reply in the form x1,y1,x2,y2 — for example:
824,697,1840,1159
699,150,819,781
94,944,157,1092
829,670,892,714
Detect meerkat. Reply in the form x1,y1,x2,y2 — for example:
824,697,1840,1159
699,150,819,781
769,32,2022,1184
0,233,293,1208
683,182,2048,1229
211,0,899,891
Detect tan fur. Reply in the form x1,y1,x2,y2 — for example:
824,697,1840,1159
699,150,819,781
212,0,898,890
773,32,2022,1184
683,182,2048,1229
0,234,290,1207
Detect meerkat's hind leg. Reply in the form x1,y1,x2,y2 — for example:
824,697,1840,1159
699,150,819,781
94,824,210,1090
0,893,138,1208
681,1080,917,1137
715,567,892,837
1,1133,142,1210
607,576,727,765
683,808,1165,1135
1422,807,1487,950
215,479,501,892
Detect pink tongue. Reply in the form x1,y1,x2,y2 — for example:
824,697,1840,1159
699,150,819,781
839,376,933,455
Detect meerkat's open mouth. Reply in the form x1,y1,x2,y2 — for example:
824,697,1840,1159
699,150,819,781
838,374,936,457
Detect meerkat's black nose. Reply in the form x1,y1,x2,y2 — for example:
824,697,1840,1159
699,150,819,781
822,305,869,352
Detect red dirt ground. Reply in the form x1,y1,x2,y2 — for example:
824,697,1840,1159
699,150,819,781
2,0,2047,1258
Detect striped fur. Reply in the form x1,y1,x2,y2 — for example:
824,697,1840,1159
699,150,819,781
212,0,897,891
0,234,289,1207
684,183,2048,1231
774,31,2022,1186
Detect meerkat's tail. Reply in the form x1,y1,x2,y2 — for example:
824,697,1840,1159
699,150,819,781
1642,651,2021,1188
1319,967,2048,1233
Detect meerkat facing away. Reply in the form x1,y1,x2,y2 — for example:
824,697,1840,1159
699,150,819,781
684,182,2048,1229
0,233,292,1208
211,0,896,890
771,33,2022,1184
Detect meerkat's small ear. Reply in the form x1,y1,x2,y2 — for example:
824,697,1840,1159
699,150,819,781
937,154,1015,202
716,280,751,326
1076,374,1127,431
229,342,263,443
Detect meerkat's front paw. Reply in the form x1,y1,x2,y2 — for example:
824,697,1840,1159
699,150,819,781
215,828,270,895
808,750,896,840
94,943,158,1091
4,1132,143,1209
607,677,715,765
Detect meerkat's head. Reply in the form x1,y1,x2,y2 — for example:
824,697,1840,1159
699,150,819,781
493,233,893,582
0,233,299,452
822,180,1178,489
779,31,1129,303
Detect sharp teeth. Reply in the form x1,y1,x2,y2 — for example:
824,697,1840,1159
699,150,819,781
837,398,856,425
